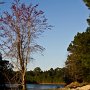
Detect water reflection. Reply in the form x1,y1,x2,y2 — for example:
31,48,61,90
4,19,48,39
27,84,64,90
1,84,64,90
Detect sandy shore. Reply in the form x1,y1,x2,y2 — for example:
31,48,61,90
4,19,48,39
71,85,90,90
55,84,90,90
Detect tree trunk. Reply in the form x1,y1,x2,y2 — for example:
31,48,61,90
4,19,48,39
22,71,26,90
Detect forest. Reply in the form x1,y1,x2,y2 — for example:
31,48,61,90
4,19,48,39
26,67,65,84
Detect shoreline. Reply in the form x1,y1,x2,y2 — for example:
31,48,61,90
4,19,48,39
38,82,66,85
27,82,66,85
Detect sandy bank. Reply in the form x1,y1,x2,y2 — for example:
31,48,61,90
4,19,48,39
71,85,90,90
57,84,90,90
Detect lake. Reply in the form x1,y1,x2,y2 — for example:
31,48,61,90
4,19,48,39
26,84,64,90
4,84,64,90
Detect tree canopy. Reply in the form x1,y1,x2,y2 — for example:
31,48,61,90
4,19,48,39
65,29,90,82
26,67,65,84
83,0,90,9
63,0,90,83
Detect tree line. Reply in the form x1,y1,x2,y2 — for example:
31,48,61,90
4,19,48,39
0,57,65,84
26,67,65,84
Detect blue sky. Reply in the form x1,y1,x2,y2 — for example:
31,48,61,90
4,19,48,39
0,0,89,71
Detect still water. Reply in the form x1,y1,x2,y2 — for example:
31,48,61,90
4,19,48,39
26,84,64,90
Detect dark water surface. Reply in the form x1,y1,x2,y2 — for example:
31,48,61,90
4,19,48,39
27,84,64,90
3,84,64,90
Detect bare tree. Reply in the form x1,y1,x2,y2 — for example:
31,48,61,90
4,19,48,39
0,0,51,89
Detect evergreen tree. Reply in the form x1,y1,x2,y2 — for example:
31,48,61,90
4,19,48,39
64,0,90,83
65,30,90,82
